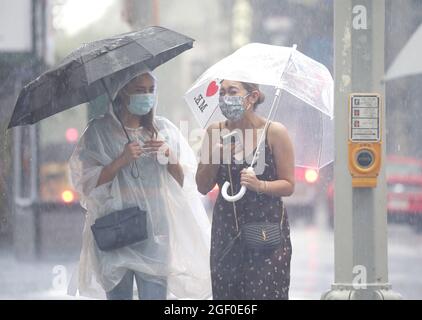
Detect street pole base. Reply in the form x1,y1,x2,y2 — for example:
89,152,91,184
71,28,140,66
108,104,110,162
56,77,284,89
321,283,402,300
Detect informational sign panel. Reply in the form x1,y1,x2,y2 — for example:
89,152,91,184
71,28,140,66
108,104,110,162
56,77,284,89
0,0,32,52
349,94,380,142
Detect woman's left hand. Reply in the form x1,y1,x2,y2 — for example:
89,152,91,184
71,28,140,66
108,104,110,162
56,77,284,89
240,168,263,192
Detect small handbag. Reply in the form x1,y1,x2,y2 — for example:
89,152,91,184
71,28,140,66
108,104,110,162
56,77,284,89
226,163,284,252
241,219,284,251
91,206,148,251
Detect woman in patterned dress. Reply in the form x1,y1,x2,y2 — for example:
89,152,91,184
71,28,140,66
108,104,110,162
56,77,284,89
196,80,295,300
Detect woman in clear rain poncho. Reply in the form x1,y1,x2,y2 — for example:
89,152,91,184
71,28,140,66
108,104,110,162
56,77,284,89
69,72,212,300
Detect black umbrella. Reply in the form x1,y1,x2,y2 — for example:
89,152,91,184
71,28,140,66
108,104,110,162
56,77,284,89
8,26,194,128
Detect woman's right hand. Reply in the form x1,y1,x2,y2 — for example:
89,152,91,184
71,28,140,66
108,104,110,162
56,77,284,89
96,141,143,187
119,141,143,166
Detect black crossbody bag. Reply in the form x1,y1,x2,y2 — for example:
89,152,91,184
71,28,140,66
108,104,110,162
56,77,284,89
219,163,285,261
91,207,148,251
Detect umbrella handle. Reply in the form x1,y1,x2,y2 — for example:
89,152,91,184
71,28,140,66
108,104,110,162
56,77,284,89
221,167,254,202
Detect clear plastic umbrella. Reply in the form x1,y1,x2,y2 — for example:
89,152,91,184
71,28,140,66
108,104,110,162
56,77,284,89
184,43,334,202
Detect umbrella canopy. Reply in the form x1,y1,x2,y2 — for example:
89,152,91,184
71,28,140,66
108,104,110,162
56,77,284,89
184,43,334,170
385,23,422,81
8,26,194,128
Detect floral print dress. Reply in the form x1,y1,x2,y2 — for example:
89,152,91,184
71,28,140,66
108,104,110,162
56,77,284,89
210,122,292,300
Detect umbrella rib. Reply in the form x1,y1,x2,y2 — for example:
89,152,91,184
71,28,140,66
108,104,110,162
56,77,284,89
81,41,145,65
132,41,153,57
287,72,331,84
317,111,324,169
203,100,221,128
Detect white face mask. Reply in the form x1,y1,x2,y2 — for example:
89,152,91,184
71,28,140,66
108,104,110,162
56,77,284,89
127,93,156,115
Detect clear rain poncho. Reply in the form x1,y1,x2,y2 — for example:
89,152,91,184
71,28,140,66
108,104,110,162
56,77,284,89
68,72,212,299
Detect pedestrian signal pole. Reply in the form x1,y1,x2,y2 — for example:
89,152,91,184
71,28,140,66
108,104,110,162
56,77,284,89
322,0,401,300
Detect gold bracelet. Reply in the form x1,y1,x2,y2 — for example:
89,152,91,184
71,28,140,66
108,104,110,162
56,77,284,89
258,180,266,194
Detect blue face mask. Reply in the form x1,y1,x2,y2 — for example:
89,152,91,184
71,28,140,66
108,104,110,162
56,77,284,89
127,93,156,116
219,94,250,121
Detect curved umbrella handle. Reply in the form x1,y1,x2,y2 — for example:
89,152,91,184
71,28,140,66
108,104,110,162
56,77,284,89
221,167,254,202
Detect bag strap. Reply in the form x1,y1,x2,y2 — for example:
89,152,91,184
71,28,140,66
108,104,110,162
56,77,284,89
112,102,141,179
101,79,140,179
227,163,239,233
280,200,285,227
218,167,240,262
220,120,239,233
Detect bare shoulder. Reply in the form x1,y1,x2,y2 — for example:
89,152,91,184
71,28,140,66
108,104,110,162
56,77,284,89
268,121,290,141
267,122,293,154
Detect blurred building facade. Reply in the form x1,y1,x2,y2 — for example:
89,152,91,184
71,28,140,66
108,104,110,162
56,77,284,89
0,0,86,260
385,0,422,158
0,0,53,245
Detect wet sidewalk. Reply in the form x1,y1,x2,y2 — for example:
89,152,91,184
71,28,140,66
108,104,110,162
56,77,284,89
1,221,421,300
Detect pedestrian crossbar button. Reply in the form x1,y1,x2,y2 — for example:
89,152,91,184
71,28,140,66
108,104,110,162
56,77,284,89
357,150,374,168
